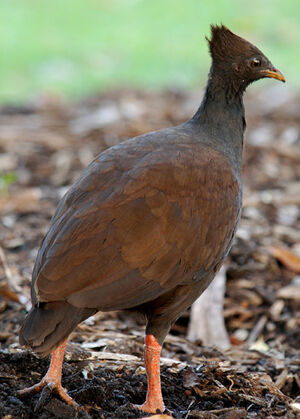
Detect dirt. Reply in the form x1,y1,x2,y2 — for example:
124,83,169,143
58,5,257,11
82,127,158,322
1,343,298,418
0,86,299,418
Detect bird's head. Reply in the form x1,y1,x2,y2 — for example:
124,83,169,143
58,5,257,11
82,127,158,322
207,25,285,90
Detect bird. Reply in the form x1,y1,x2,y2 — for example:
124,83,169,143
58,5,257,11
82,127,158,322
19,24,285,413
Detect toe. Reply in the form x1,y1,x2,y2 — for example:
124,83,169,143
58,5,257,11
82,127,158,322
18,380,47,395
56,385,78,407
19,379,78,408
134,401,165,413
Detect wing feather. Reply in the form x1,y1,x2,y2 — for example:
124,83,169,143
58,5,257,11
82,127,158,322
33,135,241,310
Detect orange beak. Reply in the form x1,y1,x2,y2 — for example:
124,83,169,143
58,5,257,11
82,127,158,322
263,67,286,83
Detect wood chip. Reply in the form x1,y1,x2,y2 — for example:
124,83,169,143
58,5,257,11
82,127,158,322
290,402,300,413
141,415,173,419
87,351,139,362
187,408,247,418
240,393,267,406
0,187,42,214
269,299,285,319
276,284,300,300
246,316,267,347
275,368,288,390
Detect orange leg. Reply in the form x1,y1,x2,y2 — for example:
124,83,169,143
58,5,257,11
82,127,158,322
135,334,165,413
18,340,77,408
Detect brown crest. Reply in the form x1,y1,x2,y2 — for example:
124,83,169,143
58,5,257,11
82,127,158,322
206,24,261,63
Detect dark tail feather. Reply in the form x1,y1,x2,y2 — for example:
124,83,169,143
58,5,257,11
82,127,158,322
19,301,96,356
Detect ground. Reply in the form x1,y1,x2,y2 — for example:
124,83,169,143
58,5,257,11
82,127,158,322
0,87,299,418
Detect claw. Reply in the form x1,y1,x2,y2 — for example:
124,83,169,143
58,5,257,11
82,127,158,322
18,340,78,409
19,376,78,408
134,401,165,413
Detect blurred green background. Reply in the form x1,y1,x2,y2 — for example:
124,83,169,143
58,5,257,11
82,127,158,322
0,0,299,103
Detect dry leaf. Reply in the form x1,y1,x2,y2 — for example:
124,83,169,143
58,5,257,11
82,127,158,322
270,246,300,273
249,336,269,352
182,368,200,388
0,283,20,303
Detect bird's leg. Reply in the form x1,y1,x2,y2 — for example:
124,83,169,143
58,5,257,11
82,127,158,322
135,334,165,413
18,339,78,407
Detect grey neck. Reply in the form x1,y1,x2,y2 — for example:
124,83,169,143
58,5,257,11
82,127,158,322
191,66,246,172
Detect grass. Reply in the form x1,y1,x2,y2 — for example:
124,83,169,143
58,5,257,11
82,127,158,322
0,0,299,103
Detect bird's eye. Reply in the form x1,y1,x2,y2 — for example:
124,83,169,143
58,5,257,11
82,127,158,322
251,58,261,68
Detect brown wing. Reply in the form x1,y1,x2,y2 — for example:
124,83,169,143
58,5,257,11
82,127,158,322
33,133,241,311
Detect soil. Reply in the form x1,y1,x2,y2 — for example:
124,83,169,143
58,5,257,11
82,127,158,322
0,86,299,418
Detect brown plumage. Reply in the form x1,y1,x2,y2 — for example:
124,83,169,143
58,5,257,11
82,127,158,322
19,25,285,413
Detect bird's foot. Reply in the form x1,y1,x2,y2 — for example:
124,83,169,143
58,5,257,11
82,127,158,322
134,399,165,413
135,334,165,413
18,377,78,410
